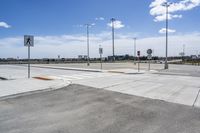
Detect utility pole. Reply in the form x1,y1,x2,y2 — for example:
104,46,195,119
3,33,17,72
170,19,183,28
86,24,90,66
134,38,137,65
162,2,171,69
111,18,116,61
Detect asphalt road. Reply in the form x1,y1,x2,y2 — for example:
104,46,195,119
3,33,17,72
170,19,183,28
0,84,200,133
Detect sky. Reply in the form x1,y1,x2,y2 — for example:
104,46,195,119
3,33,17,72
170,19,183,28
0,0,200,59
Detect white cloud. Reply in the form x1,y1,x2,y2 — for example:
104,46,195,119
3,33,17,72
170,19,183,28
95,17,105,21
0,22,11,28
91,23,96,26
154,14,182,22
159,28,176,34
0,32,200,58
107,20,125,29
150,0,200,22
74,23,95,28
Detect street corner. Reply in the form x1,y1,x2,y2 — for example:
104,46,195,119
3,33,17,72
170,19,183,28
0,77,70,98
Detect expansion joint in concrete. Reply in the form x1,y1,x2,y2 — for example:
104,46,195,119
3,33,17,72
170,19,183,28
193,88,200,107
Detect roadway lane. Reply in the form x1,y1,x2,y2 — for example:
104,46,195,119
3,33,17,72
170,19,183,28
0,84,200,133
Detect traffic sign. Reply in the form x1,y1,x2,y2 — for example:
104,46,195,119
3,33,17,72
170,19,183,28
24,35,34,47
99,48,103,54
147,54,152,60
137,51,140,56
24,35,34,78
179,52,185,56
147,49,152,55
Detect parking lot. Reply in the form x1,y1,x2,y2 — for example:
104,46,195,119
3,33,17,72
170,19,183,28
1,84,200,133
0,63,200,133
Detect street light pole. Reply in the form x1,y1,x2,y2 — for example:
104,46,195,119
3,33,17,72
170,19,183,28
163,2,171,69
86,24,90,66
111,18,116,61
99,45,103,70
134,38,137,65
182,44,185,63
183,44,185,56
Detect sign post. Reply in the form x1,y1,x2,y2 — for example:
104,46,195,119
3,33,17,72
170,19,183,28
147,49,152,71
137,51,140,72
99,46,103,70
24,35,34,78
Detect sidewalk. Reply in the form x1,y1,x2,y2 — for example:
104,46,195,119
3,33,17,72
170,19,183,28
0,78,69,99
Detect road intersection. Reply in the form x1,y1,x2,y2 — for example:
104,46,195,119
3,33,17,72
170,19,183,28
1,63,200,133
0,64,200,108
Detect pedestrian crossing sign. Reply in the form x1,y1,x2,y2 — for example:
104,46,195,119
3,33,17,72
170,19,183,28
24,35,34,47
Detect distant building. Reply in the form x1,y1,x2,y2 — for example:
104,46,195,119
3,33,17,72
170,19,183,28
191,55,197,59
83,55,87,60
78,55,87,60
78,55,83,59
7,58,15,61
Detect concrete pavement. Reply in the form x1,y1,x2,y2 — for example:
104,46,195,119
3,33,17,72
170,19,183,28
0,78,69,99
0,84,200,133
0,64,200,108
32,63,200,77
73,73,200,108
32,62,164,71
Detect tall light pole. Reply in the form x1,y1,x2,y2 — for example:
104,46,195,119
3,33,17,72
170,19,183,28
85,24,90,66
111,18,116,61
134,38,137,65
182,44,185,63
183,44,185,56
162,2,171,69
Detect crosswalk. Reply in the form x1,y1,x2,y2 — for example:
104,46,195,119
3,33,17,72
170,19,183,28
47,72,118,81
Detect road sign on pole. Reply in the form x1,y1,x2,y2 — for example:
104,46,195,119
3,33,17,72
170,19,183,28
24,35,34,78
147,54,152,60
147,49,152,55
99,46,103,69
147,49,152,71
24,35,34,47
137,51,140,72
99,47,103,55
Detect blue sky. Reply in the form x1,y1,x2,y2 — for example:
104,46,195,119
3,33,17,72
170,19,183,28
1,0,199,37
0,0,152,37
0,0,200,58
